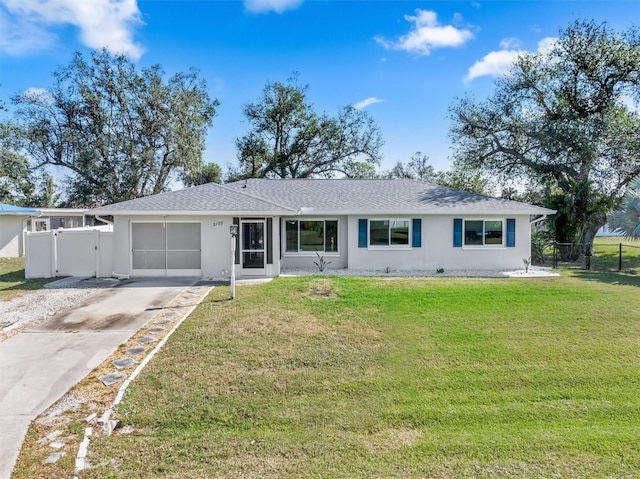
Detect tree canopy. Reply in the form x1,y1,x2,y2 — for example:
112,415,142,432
13,49,219,206
382,152,492,195
0,101,59,207
230,77,383,180
450,20,640,255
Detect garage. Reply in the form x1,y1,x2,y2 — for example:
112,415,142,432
131,222,201,276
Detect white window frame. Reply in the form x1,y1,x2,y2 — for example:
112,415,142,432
368,218,411,250
463,219,505,248
284,219,339,255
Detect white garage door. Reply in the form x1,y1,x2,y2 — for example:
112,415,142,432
131,222,201,276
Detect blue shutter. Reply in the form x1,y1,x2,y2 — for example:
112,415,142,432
412,218,422,248
358,219,367,248
453,218,462,247
506,218,516,247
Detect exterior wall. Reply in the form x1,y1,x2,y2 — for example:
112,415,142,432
108,213,533,278
280,215,348,270
347,214,532,272
112,215,281,279
0,217,25,257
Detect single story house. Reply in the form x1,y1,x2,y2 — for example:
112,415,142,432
0,203,40,257
88,178,556,279
26,208,107,232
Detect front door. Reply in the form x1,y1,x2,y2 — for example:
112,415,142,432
241,220,266,275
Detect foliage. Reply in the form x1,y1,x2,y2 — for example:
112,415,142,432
79,275,640,478
313,251,332,272
530,229,551,264
0,103,59,207
434,158,492,195
182,162,222,187
230,76,383,180
382,152,492,195
382,151,436,181
608,176,640,238
13,49,218,206
450,20,640,253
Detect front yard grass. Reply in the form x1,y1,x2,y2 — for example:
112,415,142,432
79,273,640,478
0,257,50,301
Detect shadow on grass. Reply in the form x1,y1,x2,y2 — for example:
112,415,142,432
0,268,51,293
569,269,640,288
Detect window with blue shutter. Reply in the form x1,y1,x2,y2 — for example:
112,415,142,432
453,218,462,247
506,218,516,247
412,218,422,248
358,219,367,247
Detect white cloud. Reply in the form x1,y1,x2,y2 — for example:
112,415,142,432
353,97,384,110
621,95,640,114
21,87,54,103
0,0,144,59
244,0,303,14
499,37,520,50
465,37,556,82
375,9,474,56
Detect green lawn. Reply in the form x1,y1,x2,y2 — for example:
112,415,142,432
0,257,50,301
81,272,640,479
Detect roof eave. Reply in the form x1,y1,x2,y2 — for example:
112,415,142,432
87,209,293,216
284,208,557,216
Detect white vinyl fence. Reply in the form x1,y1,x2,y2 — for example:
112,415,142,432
25,228,113,279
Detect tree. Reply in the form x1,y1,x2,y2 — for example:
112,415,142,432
383,151,437,182
450,20,640,259
608,176,640,239
231,76,383,180
183,162,222,187
383,153,492,195
434,159,492,195
13,49,218,206
0,101,59,207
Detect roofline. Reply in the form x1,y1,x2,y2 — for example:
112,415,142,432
285,208,557,216
91,208,556,217
37,208,88,215
87,209,294,216
0,211,41,217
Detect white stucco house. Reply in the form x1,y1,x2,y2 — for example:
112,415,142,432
86,178,555,279
0,203,40,257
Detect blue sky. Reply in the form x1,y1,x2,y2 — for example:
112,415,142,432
0,0,637,178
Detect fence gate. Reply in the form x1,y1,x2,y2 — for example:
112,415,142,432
25,229,113,279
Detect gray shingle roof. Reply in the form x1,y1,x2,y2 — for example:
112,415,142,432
224,178,555,215
89,182,296,215
89,178,555,216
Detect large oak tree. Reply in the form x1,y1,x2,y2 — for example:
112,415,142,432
13,49,219,206
450,20,640,258
230,77,383,180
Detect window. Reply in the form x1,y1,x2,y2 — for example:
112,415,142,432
464,219,503,246
285,220,338,253
369,219,409,246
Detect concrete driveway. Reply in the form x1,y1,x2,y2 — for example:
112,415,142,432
0,277,199,479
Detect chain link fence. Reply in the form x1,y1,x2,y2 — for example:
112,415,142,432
547,241,640,273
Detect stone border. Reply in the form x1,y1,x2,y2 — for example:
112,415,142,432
73,284,214,476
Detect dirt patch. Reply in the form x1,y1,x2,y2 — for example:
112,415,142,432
306,278,339,300
363,428,424,454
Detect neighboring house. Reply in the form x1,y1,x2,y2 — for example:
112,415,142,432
0,203,40,257
87,179,555,279
26,208,105,232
